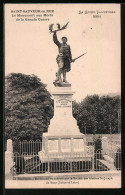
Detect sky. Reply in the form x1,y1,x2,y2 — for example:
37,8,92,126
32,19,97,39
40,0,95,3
5,4,121,101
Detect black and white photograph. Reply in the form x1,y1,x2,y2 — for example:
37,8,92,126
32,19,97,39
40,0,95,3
4,3,121,188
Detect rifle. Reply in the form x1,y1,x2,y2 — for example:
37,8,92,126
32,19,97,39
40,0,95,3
72,52,87,62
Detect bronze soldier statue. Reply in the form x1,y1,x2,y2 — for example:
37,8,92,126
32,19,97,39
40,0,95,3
49,23,86,85
53,31,75,83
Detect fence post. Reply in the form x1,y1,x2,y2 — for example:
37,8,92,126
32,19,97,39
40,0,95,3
19,141,21,154
92,148,94,171
47,155,50,173
70,153,72,172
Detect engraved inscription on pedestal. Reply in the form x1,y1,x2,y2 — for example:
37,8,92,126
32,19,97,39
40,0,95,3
73,138,84,152
61,139,71,152
48,139,58,153
56,96,72,108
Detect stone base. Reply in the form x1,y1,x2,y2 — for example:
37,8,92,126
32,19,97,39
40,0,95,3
5,151,14,177
53,81,71,87
38,134,88,161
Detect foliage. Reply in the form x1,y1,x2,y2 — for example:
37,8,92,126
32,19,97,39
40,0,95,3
5,73,54,144
94,136,102,152
73,95,120,134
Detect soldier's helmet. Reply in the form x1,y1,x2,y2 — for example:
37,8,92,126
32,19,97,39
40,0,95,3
61,37,68,42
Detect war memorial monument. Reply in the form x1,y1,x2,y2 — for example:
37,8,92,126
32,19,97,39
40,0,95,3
38,23,92,167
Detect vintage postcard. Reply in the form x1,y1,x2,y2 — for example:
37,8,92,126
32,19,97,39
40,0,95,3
4,3,121,189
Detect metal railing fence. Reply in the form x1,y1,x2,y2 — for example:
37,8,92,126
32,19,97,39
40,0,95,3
12,150,121,176
19,140,42,155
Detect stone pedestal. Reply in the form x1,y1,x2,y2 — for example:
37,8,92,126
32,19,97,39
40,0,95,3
5,139,14,178
46,87,81,136
39,86,87,160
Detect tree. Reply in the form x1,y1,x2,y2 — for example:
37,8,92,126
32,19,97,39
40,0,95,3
73,95,120,134
5,73,54,145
